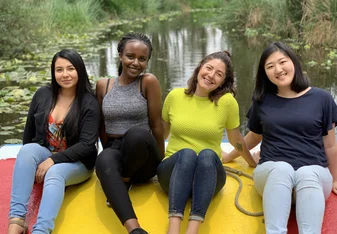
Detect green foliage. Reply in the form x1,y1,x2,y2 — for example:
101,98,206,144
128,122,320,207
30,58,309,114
220,0,337,46
286,0,303,24
2,0,337,59
221,0,296,38
184,0,224,8
100,0,160,16
42,0,103,32
157,0,182,11
0,0,104,58
0,0,42,58
302,0,337,45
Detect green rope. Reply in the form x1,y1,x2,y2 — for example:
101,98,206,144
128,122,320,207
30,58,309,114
224,166,264,217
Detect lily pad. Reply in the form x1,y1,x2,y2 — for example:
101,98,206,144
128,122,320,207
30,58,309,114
1,126,15,131
0,131,14,136
4,139,22,144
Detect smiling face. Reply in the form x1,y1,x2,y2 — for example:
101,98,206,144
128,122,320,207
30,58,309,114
119,40,150,78
54,57,78,91
195,58,226,97
264,51,295,90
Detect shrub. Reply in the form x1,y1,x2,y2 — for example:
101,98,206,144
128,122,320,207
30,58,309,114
0,0,42,58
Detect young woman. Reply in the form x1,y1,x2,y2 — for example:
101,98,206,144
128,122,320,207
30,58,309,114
224,42,337,234
157,51,258,234
95,32,164,234
8,49,100,234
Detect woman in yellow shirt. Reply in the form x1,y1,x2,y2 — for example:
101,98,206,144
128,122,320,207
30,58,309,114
157,51,258,234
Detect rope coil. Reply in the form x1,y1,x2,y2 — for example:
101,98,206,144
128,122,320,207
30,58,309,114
224,166,264,217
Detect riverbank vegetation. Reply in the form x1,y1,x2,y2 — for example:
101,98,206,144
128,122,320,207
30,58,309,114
223,0,337,47
1,0,337,59
1,1,336,144
0,0,224,58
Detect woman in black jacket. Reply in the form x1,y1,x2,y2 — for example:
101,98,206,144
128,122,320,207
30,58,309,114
8,49,100,234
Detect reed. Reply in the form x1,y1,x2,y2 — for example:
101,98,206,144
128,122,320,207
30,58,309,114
222,0,294,35
42,0,103,32
302,0,337,46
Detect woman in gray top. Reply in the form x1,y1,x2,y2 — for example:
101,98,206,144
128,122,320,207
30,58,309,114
95,32,164,234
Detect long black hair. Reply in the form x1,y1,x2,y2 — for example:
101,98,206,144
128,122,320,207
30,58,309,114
49,49,94,145
253,42,309,102
185,50,236,105
117,32,153,76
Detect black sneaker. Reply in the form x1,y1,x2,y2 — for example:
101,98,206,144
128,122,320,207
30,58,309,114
129,228,148,234
106,182,132,207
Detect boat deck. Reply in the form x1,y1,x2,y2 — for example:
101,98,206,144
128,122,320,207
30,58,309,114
0,144,336,234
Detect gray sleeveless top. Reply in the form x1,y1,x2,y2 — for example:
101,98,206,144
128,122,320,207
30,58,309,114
102,77,150,135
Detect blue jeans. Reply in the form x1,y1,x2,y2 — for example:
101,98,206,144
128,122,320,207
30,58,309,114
9,143,92,234
254,161,332,234
157,148,226,222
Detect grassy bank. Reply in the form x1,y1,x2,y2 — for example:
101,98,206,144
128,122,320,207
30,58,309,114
1,0,336,60
0,0,224,59
221,0,337,47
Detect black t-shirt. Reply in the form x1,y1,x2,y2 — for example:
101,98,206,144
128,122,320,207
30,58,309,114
248,87,337,170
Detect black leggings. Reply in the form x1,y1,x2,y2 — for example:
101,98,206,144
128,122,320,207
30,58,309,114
95,126,161,224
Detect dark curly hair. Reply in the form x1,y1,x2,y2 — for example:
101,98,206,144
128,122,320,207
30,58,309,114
185,50,236,105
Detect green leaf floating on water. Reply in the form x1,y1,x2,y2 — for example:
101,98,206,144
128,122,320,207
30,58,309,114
1,126,15,130
0,131,14,136
4,139,22,144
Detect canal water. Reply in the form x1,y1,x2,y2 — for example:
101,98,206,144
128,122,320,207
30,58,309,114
0,11,336,144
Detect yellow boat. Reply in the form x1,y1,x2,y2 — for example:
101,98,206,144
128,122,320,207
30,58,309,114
0,143,336,234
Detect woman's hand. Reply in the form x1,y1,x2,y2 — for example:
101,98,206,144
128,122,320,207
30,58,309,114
332,181,337,195
35,158,55,183
221,150,233,163
252,151,260,164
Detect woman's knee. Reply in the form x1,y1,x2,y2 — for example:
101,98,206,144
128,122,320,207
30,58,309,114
257,161,294,179
96,149,120,168
16,143,48,163
197,149,219,168
295,166,332,199
176,148,198,164
254,161,295,195
295,165,331,180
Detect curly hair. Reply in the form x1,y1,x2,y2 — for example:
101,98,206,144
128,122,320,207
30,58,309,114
185,50,236,105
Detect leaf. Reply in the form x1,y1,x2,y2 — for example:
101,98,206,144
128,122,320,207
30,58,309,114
0,131,14,136
1,126,15,130
4,139,22,144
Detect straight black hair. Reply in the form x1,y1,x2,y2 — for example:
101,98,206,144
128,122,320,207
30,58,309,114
253,42,309,101
49,49,94,145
